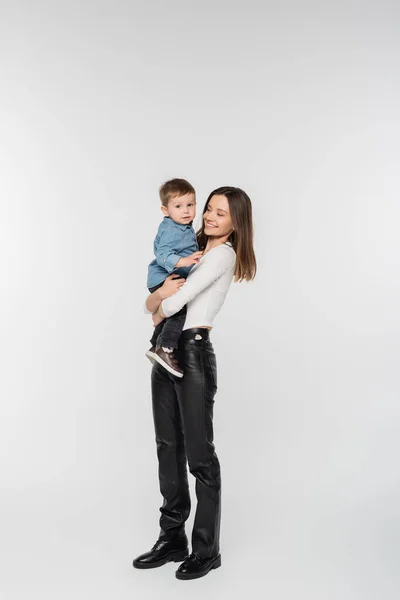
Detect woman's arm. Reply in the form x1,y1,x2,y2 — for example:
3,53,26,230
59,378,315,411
160,246,236,318
145,274,185,314
145,288,164,314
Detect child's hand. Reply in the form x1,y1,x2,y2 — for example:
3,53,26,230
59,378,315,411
159,274,185,299
176,251,203,268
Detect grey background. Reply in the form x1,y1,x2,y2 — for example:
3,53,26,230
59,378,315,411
1,1,399,599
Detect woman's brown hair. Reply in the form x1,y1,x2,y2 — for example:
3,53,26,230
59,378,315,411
196,186,257,282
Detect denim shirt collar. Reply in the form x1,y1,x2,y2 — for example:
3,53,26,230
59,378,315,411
163,216,193,230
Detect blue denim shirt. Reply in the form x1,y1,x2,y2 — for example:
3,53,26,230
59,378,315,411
147,217,199,288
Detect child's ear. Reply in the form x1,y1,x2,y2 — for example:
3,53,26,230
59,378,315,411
161,205,169,217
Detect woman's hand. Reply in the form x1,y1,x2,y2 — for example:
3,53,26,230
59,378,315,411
159,274,185,299
145,274,185,315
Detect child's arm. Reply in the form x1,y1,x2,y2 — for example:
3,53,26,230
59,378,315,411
155,229,202,273
175,251,203,268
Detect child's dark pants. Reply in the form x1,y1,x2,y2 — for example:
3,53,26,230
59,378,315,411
148,282,187,350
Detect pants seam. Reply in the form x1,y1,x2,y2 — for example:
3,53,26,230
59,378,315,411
200,344,207,458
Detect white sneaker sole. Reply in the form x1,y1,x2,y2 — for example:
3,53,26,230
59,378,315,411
145,350,156,364
152,353,184,378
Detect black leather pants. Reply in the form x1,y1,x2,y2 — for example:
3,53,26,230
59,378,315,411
151,328,220,559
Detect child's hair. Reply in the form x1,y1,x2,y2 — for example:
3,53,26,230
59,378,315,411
159,178,196,207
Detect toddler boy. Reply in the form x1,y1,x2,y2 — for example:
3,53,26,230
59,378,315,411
146,178,202,377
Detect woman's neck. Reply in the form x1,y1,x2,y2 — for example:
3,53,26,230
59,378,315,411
204,234,231,254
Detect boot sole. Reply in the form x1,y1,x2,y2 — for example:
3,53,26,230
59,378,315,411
175,554,221,580
152,353,184,378
133,549,189,569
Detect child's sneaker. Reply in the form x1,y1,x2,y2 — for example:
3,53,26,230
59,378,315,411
145,346,156,364
153,347,184,378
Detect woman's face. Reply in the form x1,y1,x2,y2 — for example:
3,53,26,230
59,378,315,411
203,194,233,238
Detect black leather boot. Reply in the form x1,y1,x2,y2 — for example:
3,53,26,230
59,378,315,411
175,553,221,580
133,535,189,569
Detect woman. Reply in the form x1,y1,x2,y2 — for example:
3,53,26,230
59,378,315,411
133,187,257,580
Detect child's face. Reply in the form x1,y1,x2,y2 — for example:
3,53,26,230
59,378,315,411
161,193,196,225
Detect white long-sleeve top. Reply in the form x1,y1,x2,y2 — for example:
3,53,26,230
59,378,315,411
145,242,236,331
